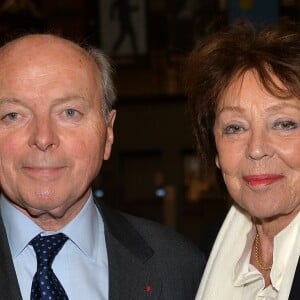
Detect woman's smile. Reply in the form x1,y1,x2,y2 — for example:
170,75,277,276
243,174,285,187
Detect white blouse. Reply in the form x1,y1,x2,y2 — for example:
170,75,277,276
196,206,300,300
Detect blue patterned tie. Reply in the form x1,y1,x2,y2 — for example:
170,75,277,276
30,233,69,300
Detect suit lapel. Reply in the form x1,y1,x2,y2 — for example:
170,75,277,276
0,199,162,300
97,202,162,300
289,257,300,300
0,215,23,300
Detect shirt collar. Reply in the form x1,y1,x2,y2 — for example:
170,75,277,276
0,193,103,260
270,211,300,290
233,212,300,291
233,225,261,287
61,194,103,259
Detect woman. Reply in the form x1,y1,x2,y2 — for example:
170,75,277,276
184,22,300,299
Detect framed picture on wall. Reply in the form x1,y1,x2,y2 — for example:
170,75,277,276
99,0,148,65
166,0,225,65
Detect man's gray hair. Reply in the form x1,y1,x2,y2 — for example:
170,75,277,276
87,48,116,119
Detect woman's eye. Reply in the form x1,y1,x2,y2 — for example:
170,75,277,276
223,124,245,134
273,120,298,130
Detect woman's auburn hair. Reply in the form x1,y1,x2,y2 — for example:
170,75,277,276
184,21,300,173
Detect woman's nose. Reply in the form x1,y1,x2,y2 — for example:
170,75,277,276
246,129,274,160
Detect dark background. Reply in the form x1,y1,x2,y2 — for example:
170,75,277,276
0,0,298,243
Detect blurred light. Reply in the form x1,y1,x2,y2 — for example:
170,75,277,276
155,187,166,198
94,189,104,198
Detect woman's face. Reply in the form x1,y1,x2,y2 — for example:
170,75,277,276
214,71,300,221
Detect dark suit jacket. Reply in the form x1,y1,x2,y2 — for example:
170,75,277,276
289,261,300,300
0,201,205,299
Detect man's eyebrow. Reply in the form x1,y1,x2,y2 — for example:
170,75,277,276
0,96,87,106
52,95,87,105
0,97,22,105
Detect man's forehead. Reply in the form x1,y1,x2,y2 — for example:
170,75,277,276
0,34,90,65
0,34,101,85
0,34,103,102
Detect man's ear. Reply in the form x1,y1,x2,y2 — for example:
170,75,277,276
215,154,220,169
104,110,116,160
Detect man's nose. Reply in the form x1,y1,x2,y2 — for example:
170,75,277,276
28,117,59,151
246,129,274,160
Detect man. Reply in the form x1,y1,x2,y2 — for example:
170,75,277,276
0,34,204,299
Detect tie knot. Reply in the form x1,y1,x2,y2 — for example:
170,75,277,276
30,233,68,267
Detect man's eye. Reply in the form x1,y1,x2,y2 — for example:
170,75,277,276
223,124,245,134
64,109,78,117
2,112,19,120
273,120,298,130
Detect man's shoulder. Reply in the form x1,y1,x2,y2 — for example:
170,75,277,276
116,209,205,267
120,211,206,289
123,212,198,251
99,202,200,250
99,205,205,300
98,202,205,299
97,201,205,264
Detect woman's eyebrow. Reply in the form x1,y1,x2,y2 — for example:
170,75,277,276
216,106,245,116
265,103,300,113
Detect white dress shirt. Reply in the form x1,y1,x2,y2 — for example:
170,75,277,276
0,193,108,300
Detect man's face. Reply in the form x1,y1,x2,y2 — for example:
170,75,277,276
0,35,115,228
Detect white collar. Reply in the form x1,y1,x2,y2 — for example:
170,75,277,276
196,205,300,300
0,193,104,260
